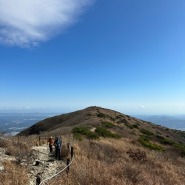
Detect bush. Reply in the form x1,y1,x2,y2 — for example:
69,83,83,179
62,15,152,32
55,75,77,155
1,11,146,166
173,143,185,157
110,117,115,121
115,115,121,119
138,138,165,152
139,135,152,142
73,133,83,141
130,132,136,135
87,112,92,116
95,126,122,139
132,124,139,129
111,134,122,139
97,113,106,118
180,133,185,137
86,132,99,140
140,129,154,136
179,141,183,146
117,121,121,124
121,119,128,123
95,126,113,137
101,121,116,128
107,115,116,121
72,127,99,140
156,135,174,145
125,123,139,129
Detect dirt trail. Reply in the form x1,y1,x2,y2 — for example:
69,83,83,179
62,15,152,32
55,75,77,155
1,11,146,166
28,144,66,185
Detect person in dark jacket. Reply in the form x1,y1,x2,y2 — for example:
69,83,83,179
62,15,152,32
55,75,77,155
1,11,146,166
53,137,62,160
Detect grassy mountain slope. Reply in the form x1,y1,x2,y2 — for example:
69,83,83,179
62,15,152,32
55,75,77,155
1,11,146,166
18,106,185,145
2,106,185,184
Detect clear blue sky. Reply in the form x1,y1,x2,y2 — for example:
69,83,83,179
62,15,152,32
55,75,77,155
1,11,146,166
0,0,185,115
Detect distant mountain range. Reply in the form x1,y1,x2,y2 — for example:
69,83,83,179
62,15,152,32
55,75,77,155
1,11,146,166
132,115,185,130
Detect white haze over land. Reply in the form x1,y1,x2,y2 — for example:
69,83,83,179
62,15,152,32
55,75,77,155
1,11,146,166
0,0,94,47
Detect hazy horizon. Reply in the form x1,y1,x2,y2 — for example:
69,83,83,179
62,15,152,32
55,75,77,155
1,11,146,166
0,106,185,116
0,1,184,115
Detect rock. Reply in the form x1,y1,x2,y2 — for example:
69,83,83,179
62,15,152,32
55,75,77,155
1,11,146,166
0,166,4,171
35,161,43,166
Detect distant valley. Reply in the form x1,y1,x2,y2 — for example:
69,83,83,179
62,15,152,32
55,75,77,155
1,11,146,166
0,113,60,135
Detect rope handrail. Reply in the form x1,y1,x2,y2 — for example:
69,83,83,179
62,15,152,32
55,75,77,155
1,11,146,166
39,156,74,185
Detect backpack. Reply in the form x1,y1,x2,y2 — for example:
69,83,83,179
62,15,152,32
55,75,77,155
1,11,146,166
56,139,62,149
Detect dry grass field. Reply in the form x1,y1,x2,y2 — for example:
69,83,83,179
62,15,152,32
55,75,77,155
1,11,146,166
1,107,185,184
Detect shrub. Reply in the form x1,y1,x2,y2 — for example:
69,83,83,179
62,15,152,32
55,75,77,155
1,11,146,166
110,117,115,121
180,133,185,137
95,126,122,139
101,121,116,128
95,126,112,137
125,123,139,129
139,135,152,142
165,128,169,131
140,129,154,136
87,112,92,116
86,132,99,140
97,113,106,118
138,138,165,152
72,127,99,140
73,133,83,141
130,132,136,135
115,115,121,119
173,143,185,157
112,134,122,139
156,135,174,145
179,141,183,146
132,124,139,129
121,119,128,123
107,115,115,121
117,121,121,124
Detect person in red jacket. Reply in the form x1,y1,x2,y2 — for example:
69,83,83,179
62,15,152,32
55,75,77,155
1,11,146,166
47,136,54,153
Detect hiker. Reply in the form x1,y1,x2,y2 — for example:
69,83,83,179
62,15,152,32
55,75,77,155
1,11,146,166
47,136,54,153
53,137,62,160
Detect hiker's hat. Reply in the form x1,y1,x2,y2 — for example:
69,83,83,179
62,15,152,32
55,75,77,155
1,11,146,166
50,136,52,138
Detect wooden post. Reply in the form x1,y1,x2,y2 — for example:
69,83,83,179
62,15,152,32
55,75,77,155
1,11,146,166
36,173,42,185
39,136,40,142
67,143,69,150
71,147,73,160
66,158,70,174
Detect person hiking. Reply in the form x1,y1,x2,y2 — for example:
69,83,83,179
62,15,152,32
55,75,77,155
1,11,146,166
47,136,54,153
53,137,62,160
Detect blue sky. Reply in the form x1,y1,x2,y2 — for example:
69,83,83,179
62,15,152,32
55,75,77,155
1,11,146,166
0,0,185,115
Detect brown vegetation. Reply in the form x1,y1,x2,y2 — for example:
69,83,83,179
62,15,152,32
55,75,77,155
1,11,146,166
0,160,29,185
1,106,185,184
